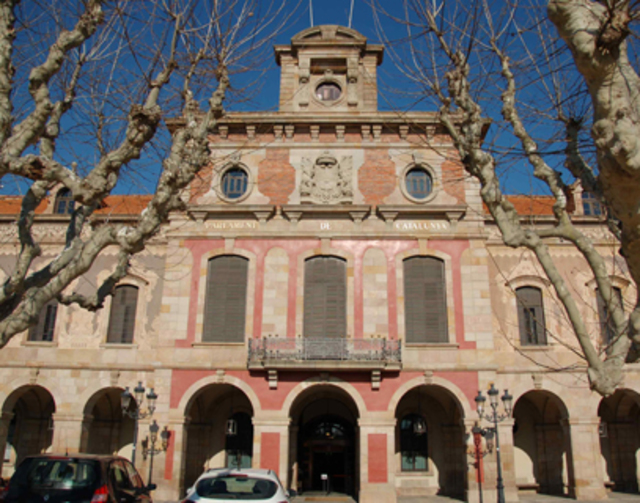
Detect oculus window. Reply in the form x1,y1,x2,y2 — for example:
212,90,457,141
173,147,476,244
405,167,433,201
221,167,249,200
315,82,342,102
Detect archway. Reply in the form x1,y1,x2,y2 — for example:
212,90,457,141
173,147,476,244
599,389,640,493
394,385,466,499
183,384,254,493
2,385,55,476
512,390,570,495
81,387,134,458
289,385,359,497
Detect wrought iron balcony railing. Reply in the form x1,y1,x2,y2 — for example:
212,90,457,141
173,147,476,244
247,337,402,370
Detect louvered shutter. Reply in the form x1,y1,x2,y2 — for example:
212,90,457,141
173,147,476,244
107,286,138,343
596,287,623,345
28,300,58,342
404,257,448,343
202,255,249,342
303,256,346,338
516,287,546,345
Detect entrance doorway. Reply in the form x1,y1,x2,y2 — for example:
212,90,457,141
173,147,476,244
289,387,359,498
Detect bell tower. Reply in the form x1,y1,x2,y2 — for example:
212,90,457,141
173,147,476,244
274,25,383,113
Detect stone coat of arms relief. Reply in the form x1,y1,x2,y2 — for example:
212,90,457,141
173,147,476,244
300,152,353,204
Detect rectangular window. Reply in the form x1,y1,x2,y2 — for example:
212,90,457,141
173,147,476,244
516,287,547,345
596,287,623,346
107,286,139,344
303,256,347,339
28,300,58,342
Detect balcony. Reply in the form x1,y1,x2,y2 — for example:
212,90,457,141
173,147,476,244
247,337,402,371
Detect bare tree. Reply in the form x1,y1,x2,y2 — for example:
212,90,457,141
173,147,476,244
374,0,640,395
0,0,297,347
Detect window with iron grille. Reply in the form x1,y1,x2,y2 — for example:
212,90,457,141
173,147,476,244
405,167,433,200
221,167,249,200
107,285,138,344
303,256,347,339
596,287,623,346
400,414,428,471
403,256,448,343
202,255,249,343
54,188,75,215
516,287,547,345
28,300,58,342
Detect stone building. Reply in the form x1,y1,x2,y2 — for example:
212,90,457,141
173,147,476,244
0,25,638,503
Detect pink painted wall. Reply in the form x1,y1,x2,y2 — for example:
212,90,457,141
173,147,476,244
368,434,388,483
260,432,280,473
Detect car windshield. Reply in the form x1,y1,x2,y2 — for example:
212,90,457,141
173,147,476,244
196,475,278,500
16,458,99,492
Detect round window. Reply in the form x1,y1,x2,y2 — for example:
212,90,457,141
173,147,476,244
405,167,433,201
315,82,342,102
221,167,249,200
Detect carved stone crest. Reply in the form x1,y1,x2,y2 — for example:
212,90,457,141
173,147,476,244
300,152,353,204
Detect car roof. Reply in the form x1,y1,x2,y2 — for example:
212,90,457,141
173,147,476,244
200,468,276,479
22,453,128,462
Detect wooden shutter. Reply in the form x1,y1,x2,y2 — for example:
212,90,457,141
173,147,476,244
28,300,58,342
596,287,623,345
404,257,448,343
107,285,138,343
516,287,546,345
303,256,346,338
202,255,249,342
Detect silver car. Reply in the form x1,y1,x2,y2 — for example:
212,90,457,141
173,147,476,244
182,468,294,503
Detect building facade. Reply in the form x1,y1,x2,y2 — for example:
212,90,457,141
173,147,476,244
0,25,638,503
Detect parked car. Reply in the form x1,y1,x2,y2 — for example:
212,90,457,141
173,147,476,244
182,468,295,503
4,453,155,503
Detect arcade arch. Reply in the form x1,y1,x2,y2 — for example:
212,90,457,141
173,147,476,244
598,389,640,493
1,385,55,476
81,387,134,458
394,385,466,499
183,384,254,493
288,384,360,497
512,390,570,495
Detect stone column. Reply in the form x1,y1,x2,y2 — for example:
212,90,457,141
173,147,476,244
0,412,14,476
170,414,189,499
252,417,290,484
50,413,84,454
289,425,299,492
565,418,607,500
358,418,397,503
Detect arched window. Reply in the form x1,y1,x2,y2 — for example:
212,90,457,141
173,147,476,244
107,285,139,344
303,256,347,338
516,286,547,345
225,412,253,469
596,287,623,346
400,414,428,471
202,255,249,342
28,299,58,342
403,256,448,343
54,188,75,215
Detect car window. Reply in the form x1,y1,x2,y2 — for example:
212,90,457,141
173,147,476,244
123,459,144,488
196,475,278,500
110,460,133,491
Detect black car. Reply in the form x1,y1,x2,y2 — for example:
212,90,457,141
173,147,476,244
4,454,155,503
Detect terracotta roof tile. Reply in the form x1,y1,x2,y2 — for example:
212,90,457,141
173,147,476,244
0,195,152,215
484,195,556,216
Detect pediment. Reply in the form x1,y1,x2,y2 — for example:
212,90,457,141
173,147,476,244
292,25,367,45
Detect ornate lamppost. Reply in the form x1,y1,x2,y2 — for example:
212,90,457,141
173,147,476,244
121,382,158,467
141,420,170,486
467,422,494,503
475,384,513,503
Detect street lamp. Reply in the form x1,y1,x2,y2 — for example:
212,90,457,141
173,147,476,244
121,382,158,467
141,420,170,486
475,384,513,503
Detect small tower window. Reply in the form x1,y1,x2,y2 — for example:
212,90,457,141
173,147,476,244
315,82,342,102
54,189,75,215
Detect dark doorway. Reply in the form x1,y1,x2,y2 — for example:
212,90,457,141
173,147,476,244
299,415,355,495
